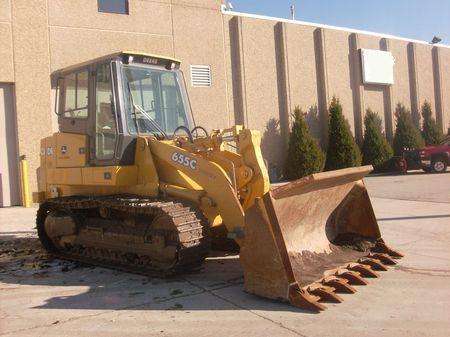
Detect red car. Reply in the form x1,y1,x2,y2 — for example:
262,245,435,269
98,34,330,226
419,137,450,173
397,137,450,173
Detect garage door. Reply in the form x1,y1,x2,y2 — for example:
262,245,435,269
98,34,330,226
0,84,20,207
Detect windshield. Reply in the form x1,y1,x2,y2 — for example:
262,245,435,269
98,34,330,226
122,65,192,135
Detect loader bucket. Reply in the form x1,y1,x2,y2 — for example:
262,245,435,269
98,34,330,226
239,166,402,312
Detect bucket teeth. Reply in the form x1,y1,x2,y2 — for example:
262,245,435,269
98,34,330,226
296,252,397,311
368,252,397,265
288,284,326,312
372,239,404,258
335,269,368,285
358,257,388,271
240,170,404,313
321,276,357,294
307,284,343,303
346,263,379,278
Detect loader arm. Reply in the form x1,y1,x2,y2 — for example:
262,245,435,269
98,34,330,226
148,137,247,238
145,126,273,239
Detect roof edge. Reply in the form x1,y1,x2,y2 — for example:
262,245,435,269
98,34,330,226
221,8,450,49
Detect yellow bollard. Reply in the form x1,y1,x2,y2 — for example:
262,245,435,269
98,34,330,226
19,155,32,208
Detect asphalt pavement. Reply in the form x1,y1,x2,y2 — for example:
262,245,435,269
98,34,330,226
0,172,449,337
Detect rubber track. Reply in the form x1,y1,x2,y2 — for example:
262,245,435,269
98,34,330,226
36,195,209,277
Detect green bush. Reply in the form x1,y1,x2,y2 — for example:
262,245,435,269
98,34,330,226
393,103,425,155
362,109,393,170
421,101,443,145
324,97,362,170
284,106,324,179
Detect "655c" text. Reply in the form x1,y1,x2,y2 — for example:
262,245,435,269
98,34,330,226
171,152,197,170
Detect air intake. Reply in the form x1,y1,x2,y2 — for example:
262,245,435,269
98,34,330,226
190,65,212,87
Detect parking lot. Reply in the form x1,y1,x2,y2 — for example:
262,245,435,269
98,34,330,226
1,171,449,337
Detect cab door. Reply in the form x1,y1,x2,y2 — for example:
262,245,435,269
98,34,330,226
90,62,118,166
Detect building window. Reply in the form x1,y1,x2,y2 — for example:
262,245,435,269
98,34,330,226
98,0,129,15
190,65,212,87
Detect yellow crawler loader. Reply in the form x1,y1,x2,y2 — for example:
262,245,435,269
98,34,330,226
33,52,402,312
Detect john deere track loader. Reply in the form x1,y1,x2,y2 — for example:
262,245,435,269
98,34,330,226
33,52,402,312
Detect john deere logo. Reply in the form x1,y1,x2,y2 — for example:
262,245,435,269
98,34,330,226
142,57,158,65
61,145,67,154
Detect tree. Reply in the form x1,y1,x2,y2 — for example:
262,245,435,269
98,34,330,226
421,101,443,145
393,103,425,155
324,97,362,170
362,109,393,170
284,106,324,179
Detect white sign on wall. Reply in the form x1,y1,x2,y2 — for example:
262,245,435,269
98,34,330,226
360,49,395,85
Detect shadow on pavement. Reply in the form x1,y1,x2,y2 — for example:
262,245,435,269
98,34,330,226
378,214,450,221
370,170,450,177
0,235,314,314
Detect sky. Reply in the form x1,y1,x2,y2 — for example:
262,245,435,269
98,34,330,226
230,0,450,44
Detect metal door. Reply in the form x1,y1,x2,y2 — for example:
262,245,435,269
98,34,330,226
0,84,20,207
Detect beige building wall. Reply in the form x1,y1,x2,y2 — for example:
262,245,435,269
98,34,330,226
1,1,449,194
415,44,436,120
441,48,450,132
172,2,230,129
239,18,285,172
11,0,53,191
322,29,355,134
0,0,13,83
359,34,385,127
285,25,320,137
0,0,10,21
222,15,236,125
239,18,279,131
389,40,412,110
48,0,174,71
48,0,173,36
49,27,173,72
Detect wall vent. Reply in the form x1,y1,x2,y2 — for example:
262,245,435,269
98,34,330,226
190,65,212,87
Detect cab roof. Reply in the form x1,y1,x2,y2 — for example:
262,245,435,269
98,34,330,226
51,51,181,78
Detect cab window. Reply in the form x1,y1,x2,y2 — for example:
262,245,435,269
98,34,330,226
95,63,117,160
62,70,89,118
122,65,189,135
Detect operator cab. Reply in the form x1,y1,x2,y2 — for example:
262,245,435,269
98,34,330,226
52,52,194,166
